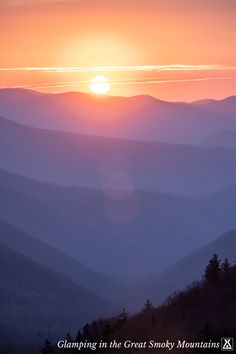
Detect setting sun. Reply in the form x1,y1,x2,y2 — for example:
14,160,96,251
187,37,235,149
90,75,110,95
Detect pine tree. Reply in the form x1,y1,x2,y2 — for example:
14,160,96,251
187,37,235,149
119,308,128,323
83,323,92,340
41,339,55,354
65,333,73,342
222,258,231,275
117,308,128,328
143,299,154,312
75,330,83,342
204,254,221,284
75,329,86,353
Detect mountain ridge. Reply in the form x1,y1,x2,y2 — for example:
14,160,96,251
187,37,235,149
1,167,236,281
1,115,236,196
1,88,236,144
0,219,117,298
130,229,236,309
0,242,107,352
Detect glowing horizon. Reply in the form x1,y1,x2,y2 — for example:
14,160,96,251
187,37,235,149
1,64,236,102
1,0,236,101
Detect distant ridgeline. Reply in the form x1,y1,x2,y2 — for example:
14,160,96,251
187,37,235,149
40,255,236,353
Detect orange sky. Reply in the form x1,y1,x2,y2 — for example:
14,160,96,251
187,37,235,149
0,0,236,101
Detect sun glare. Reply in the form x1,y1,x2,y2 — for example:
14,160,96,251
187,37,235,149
90,75,110,95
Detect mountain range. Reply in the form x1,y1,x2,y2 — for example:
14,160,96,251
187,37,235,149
1,88,236,352
1,116,236,196
1,167,236,281
0,220,116,299
0,239,107,353
0,88,236,145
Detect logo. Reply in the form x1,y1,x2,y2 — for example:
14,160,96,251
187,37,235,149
221,338,234,352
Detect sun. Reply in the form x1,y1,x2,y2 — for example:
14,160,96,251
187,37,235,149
90,75,110,95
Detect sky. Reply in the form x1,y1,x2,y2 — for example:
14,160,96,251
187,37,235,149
0,0,236,101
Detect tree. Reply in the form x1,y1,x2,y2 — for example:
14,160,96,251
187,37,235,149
143,299,154,312
75,330,83,342
75,329,87,354
120,308,128,322
117,308,128,327
65,333,73,342
41,339,55,354
222,258,231,275
83,323,93,340
204,254,221,284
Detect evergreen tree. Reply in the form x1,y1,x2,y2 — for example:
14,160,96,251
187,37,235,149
117,308,128,329
83,323,93,340
143,299,154,312
41,339,55,354
204,254,221,284
65,333,73,342
222,258,231,275
75,329,87,354
75,330,83,342
118,308,128,323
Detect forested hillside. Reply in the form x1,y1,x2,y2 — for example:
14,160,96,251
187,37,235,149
42,255,236,353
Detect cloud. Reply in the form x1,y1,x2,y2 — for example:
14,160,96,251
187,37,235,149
0,64,232,73
2,75,236,91
1,64,236,93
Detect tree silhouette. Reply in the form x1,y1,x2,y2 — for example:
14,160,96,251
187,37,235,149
83,323,93,340
120,308,128,322
65,333,73,342
41,339,55,354
204,254,221,284
117,308,128,328
75,330,83,342
53,256,236,354
222,258,230,275
143,299,154,312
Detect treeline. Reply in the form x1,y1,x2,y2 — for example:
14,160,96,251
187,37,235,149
41,255,236,353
